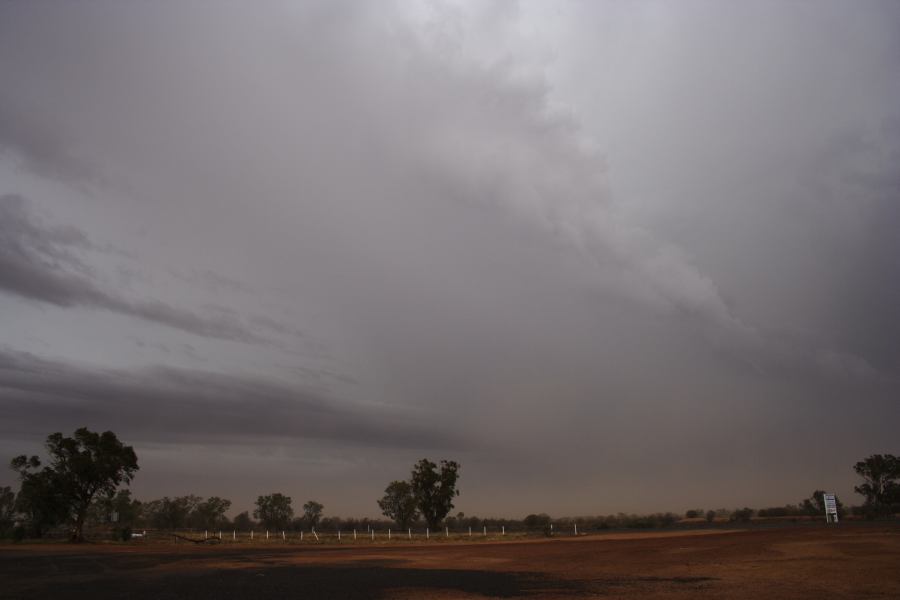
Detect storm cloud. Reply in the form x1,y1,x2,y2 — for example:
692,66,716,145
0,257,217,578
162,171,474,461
0,347,455,449
0,195,265,343
0,1,898,516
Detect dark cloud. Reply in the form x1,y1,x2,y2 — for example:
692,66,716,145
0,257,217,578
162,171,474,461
0,347,455,450
812,120,900,373
0,103,97,184
0,195,265,343
168,268,252,295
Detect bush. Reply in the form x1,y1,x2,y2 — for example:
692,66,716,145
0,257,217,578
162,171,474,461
757,506,803,518
730,508,754,522
12,526,26,542
523,513,552,531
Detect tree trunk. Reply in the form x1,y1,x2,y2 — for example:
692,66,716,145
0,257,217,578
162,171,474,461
71,513,85,542
71,499,89,542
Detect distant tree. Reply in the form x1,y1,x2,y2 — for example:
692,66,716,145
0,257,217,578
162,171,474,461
302,500,324,529
410,459,460,530
10,428,138,541
853,455,900,516
143,495,201,529
11,463,67,537
93,489,142,527
0,486,16,536
523,513,552,531
192,496,232,530
319,516,343,531
254,493,293,530
378,480,419,529
705,510,716,523
757,505,805,518
685,509,702,519
446,511,466,529
136,499,158,528
801,491,823,515
232,511,254,530
730,507,754,522
801,490,845,518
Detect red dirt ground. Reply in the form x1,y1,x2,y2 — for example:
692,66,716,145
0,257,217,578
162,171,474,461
1,525,899,599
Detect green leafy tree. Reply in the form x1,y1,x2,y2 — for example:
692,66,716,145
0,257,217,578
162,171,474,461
0,486,16,537
143,495,201,529
523,513,552,531
10,428,138,541
730,507,754,522
254,493,293,530
232,511,254,530
410,459,460,530
302,500,324,529
93,489,142,527
853,454,900,516
377,480,419,528
191,496,232,530
10,462,67,537
801,490,845,518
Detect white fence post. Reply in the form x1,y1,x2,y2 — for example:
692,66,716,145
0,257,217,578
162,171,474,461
338,530,341,542
266,530,269,540
233,530,236,541
445,526,449,538
502,526,505,536
354,529,357,540
468,527,472,537
251,530,254,540
371,529,374,541
205,530,208,539
282,530,286,541
483,526,486,536
408,528,411,539
301,531,304,541
574,523,578,536
388,529,391,540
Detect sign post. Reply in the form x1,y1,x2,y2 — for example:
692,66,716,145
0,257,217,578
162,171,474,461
823,493,839,523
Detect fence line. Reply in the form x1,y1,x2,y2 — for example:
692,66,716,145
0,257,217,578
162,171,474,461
37,519,655,544
122,524,581,545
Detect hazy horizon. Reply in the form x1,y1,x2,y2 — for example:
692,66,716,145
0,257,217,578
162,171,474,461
1,1,898,519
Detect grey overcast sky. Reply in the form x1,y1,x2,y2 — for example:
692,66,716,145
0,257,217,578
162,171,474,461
1,0,898,518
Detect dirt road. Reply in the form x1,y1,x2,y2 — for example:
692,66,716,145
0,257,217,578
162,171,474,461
1,525,898,599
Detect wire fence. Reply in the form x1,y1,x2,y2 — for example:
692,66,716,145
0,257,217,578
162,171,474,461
23,514,859,544
121,524,583,545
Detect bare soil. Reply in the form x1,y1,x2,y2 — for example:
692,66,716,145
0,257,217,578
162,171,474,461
1,524,898,599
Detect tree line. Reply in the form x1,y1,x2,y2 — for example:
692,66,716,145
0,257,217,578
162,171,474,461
1,428,898,542
0,429,463,541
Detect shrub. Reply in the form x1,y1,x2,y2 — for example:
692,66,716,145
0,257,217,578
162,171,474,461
12,526,26,542
730,508,754,522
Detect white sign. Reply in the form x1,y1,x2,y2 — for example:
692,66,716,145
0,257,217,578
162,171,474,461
823,493,839,523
